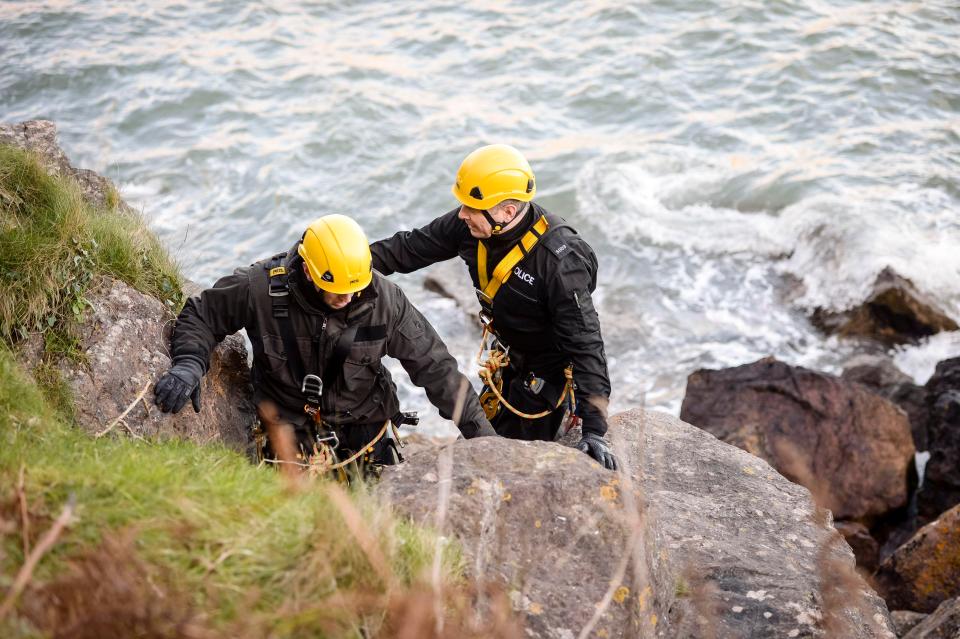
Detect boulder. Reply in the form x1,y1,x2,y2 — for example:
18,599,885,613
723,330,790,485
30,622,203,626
842,354,928,451
835,521,880,572
918,359,960,521
381,409,896,638
680,357,915,521
903,597,960,639
56,277,255,451
875,503,960,614
812,267,957,346
423,259,480,325
890,611,927,638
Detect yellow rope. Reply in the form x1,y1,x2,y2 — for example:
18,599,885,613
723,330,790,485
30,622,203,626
477,347,575,420
261,419,392,474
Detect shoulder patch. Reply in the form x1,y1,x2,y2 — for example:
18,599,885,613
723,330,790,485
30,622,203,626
540,225,578,261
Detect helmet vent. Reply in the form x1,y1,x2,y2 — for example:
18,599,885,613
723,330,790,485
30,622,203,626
321,271,334,282
469,186,483,200
526,178,534,193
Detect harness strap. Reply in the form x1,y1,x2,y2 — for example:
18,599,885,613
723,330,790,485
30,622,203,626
323,324,359,392
267,254,309,386
477,214,549,307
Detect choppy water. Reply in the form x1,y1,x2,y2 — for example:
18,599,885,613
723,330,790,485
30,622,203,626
3,1,959,435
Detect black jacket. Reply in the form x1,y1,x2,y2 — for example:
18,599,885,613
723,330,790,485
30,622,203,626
170,243,491,437
370,203,611,404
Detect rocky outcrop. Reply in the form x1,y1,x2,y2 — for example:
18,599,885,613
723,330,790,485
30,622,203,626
0,120,128,211
918,358,960,521
842,354,928,451
875,503,960,614
2,119,255,452
680,357,915,521
812,268,958,345
382,409,896,638
903,597,960,639
55,277,255,451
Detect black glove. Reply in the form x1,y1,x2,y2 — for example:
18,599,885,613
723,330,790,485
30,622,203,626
577,432,618,470
154,356,204,414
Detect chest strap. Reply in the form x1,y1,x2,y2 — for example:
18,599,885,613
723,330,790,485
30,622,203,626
266,253,309,388
476,214,549,307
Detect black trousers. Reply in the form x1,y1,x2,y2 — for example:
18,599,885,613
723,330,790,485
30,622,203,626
490,367,567,441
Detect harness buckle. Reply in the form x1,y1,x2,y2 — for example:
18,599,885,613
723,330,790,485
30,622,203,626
476,289,493,307
302,374,323,404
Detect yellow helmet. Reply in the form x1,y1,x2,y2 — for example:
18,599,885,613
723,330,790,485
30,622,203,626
297,214,372,294
452,144,536,210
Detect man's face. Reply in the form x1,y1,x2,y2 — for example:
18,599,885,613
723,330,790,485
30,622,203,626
457,204,494,238
322,290,353,309
302,262,354,309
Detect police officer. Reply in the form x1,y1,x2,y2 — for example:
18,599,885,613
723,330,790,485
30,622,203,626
154,214,495,474
370,145,617,470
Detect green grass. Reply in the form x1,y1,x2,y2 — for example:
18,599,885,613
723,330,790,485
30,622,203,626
0,346,457,637
0,144,184,351
0,144,475,638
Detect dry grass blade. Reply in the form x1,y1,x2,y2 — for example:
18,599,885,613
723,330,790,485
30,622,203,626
0,493,75,621
17,463,29,557
326,483,393,585
94,380,151,438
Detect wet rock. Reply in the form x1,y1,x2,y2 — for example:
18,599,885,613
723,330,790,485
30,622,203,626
903,597,960,639
875,503,960,614
60,277,255,452
835,521,880,572
890,610,927,637
842,354,928,451
381,409,896,638
918,358,960,521
812,268,958,346
0,120,128,211
680,357,915,521
422,259,480,325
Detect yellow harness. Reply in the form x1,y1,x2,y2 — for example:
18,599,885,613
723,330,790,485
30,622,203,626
476,214,549,306
473,215,576,421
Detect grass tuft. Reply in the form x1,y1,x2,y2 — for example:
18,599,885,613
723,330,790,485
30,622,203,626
0,144,184,357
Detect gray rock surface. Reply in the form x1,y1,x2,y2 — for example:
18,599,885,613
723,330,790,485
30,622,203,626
891,610,928,637
903,597,960,639
918,358,960,522
61,277,255,451
381,408,896,638
423,259,481,325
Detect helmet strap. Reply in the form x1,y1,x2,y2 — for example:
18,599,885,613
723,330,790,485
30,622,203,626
482,209,504,235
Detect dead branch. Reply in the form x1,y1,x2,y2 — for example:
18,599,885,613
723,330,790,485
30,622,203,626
17,464,30,557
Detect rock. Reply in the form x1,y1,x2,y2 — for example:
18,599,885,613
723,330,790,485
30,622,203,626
60,277,255,452
874,503,960,614
0,120,128,212
842,354,929,451
381,409,896,638
680,357,915,521
918,359,960,521
812,268,958,346
890,610,927,637
422,259,480,325
835,521,880,572
903,597,960,639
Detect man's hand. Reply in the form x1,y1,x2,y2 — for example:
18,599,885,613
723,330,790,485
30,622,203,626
154,357,204,414
577,432,618,470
